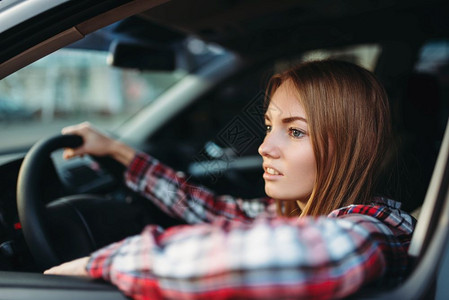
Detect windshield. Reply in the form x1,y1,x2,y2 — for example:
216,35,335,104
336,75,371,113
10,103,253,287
0,44,188,154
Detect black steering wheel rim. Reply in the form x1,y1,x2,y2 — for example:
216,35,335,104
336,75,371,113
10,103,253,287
17,134,84,270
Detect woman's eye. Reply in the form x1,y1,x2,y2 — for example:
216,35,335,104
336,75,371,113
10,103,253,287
289,128,305,138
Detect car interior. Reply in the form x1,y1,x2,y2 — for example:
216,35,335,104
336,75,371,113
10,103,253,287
0,0,449,299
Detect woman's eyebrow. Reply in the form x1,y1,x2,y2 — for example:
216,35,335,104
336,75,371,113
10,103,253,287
282,116,307,123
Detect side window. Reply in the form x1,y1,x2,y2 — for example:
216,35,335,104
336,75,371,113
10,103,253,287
392,40,449,214
414,40,449,133
275,43,382,72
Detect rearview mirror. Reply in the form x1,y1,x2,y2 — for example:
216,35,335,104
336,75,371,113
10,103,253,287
107,41,176,71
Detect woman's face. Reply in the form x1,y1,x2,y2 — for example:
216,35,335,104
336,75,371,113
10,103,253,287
258,81,317,207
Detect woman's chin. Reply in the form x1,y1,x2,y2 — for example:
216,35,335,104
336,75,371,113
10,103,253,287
265,187,308,203
265,189,293,201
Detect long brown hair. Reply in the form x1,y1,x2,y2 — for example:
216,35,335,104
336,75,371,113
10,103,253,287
266,60,392,217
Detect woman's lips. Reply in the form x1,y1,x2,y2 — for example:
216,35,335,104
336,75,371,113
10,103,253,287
263,165,283,180
266,167,280,175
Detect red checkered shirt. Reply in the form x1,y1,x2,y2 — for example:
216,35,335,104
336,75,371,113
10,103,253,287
86,152,416,300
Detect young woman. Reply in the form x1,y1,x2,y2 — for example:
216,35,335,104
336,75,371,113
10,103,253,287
45,60,415,300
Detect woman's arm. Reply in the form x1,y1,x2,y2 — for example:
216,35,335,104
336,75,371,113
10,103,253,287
47,214,411,300
62,123,273,224
125,152,273,224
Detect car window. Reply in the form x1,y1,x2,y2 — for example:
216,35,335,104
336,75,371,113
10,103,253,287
405,40,449,300
414,39,449,131
0,48,186,153
385,39,449,216
275,43,382,72
302,44,381,70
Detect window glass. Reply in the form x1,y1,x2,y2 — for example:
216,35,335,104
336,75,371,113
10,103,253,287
390,39,449,214
414,39,449,129
0,48,186,153
275,44,382,72
301,44,382,70
415,40,449,73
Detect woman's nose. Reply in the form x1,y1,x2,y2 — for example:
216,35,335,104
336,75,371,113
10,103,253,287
258,133,281,158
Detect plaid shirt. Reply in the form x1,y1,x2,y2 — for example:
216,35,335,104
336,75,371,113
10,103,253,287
86,152,416,300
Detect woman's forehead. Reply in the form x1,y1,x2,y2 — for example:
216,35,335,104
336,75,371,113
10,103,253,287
267,82,306,119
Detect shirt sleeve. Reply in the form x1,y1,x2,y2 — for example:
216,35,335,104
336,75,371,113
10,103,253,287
86,213,409,300
124,152,273,224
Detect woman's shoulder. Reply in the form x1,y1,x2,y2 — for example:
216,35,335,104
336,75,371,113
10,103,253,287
327,197,416,235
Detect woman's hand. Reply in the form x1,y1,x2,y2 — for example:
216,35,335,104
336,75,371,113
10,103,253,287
44,256,90,277
61,122,116,159
62,122,136,166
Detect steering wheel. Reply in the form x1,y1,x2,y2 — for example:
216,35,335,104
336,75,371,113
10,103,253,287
16,134,176,271
16,135,102,270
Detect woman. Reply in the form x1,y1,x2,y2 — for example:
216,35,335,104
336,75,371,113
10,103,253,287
45,60,415,299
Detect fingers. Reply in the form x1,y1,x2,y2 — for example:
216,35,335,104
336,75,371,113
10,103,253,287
62,147,84,160
61,122,113,159
44,256,90,277
61,121,91,136
61,122,91,159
